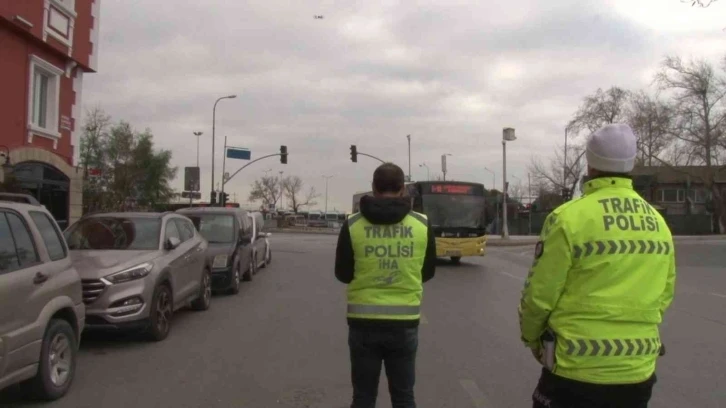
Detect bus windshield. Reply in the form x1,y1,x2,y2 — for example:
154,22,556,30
421,194,486,229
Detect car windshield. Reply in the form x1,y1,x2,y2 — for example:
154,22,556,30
185,214,236,243
64,217,161,250
421,194,487,229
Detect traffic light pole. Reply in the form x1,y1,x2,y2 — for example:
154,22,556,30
220,136,228,205
358,152,386,163
223,153,285,187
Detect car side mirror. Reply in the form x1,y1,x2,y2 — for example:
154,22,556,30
165,237,181,250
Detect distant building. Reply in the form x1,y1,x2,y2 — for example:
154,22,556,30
631,165,725,215
0,0,101,228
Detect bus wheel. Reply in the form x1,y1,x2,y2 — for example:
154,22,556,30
450,256,461,264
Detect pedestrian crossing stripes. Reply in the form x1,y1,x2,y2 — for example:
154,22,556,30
572,240,670,258
563,338,661,357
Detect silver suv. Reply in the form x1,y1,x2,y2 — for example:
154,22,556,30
63,212,211,341
0,198,84,400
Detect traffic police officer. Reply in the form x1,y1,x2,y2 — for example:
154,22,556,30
519,124,676,408
335,162,436,408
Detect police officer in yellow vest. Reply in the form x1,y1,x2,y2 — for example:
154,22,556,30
335,162,436,408
519,124,676,408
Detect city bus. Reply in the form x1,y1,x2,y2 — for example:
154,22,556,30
352,181,488,263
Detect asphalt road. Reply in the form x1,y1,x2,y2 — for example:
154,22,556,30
1,234,724,408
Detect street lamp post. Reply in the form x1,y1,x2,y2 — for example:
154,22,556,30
211,95,236,205
323,175,333,216
564,125,569,191
502,128,517,239
441,154,452,181
483,166,498,233
419,163,430,181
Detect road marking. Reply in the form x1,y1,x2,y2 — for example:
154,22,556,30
420,314,428,324
497,271,525,281
459,379,488,407
710,292,726,299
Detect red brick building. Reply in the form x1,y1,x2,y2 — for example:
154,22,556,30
0,0,100,228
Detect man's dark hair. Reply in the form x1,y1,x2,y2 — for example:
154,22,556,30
373,162,405,193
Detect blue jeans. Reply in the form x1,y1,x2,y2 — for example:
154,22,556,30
348,326,418,408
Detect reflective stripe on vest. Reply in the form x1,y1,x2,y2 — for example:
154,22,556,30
347,304,421,315
346,211,428,321
562,337,662,357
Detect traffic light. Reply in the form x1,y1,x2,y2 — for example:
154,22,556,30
561,188,571,201
350,145,357,162
219,192,229,206
280,145,288,164
210,191,217,205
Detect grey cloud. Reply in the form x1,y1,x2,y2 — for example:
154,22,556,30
83,0,713,211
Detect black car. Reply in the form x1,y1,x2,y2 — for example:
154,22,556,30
176,207,255,294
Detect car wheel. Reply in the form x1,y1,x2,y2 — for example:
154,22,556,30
451,256,462,265
243,256,255,281
260,249,267,269
191,269,212,310
148,284,173,341
228,262,240,295
26,319,76,400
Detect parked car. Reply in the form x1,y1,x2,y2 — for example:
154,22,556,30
0,196,84,400
176,207,255,295
248,211,272,269
63,212,211,341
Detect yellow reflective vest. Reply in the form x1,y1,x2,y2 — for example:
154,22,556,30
347,211,429,321
519,177,676,384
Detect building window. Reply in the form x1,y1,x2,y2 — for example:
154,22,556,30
688,188,710,204
44,0,76,49
658,188,685,203
28,55,64,147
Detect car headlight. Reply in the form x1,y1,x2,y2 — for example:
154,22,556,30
212,255,228,269
105,263,153,284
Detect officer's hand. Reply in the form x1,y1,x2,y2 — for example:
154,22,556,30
530,347,543,365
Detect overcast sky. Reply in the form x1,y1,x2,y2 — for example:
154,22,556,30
82,0,724,212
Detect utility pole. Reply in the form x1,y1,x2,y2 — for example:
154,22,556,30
407,134,411,182
278,171,284,211
192,131,203,207
528,173,532,235
221,136,228,201
323,175,333,216
211,95,236,205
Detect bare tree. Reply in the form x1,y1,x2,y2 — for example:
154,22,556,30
508,182,528,205
569,87,631,135
281,175,319,213
627,91,675,166
654,55,726,231
682,0,718,7
656,56,726,166
529,144,587,197
248,176,281,209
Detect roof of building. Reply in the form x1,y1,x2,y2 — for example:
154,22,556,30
631,165,726,184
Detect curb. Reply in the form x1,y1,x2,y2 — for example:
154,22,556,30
269,229,725,242
673,235,726,241
268,228,339,235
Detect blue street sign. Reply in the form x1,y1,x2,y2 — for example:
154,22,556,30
226,148,251,160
